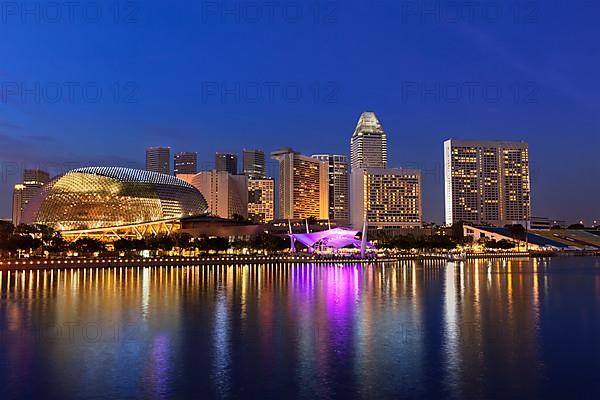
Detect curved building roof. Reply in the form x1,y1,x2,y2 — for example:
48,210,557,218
23,167,207,231
290,228,375,250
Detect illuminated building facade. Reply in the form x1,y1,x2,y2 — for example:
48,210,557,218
191,171,248,219
174,152,198,176
247,178,275,223
22,167,207,236
12,169,50,225
271,148,329,220
243,149,266,179
311,154,349,225
146,147,171,175
350,112,388,170
215,152,238,175
350,168,422,230
444,139,531,226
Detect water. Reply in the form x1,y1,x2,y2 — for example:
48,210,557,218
1,257,599,399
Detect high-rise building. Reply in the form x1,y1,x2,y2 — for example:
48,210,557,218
215,153,238,175
444,139,531,226
243,149,266,179
243,149,273,223
350,168,422,230
190,171,248,219
12,169,50,226
146,147,171,175
312,154,349,224
271,148,329,220
247,178,275,223
12,184,24,226
350,112,388,170
174,152,198,176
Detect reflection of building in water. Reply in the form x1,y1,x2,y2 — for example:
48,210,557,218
0,260,550,398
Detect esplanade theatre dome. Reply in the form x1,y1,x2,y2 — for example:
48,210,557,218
22,167,208,231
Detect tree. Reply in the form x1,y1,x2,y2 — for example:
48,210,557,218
451,221,465,241
568,223,585,230
249,233,289,252
173,232,193,252
506,224,526,240
114,238,135,253
145,235,174,253
70,238,105,255
0,221,15,257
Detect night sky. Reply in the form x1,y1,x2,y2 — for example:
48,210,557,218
1,0,598,223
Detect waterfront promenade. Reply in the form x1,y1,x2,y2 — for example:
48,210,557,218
0,252,540,271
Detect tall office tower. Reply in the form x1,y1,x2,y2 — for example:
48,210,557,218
247,178,275,223
350,168,422,231
243,149,272,223
12,185,24,226
12,169,50,225
243,149,266,179
174,152,198,176
312,154,349,224
190,171,248,219
146,147,171,175
215,153,238,175
271,148,329,220
350,112,388,171
444,139,531,227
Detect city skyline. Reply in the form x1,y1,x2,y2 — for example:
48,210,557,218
2,125,597,226
2,1,597,225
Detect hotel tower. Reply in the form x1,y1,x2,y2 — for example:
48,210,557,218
349,112,423,231
350,112,388,170
271,148,329,220
444,139,531,227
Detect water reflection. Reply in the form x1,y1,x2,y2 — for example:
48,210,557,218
1,258,599,399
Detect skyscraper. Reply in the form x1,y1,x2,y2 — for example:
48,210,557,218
215,153,238,175
146,147,171,175
243,149,266,179
242,150,273,223
350,168,422,231
247,178,275,223
174,152,198,176
350,112,388,170
190,171,248,219
12,169,50,225
312,154,349,224
444,139,531,226
271,148,329,220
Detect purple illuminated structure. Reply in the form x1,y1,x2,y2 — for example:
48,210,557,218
289,227,375,255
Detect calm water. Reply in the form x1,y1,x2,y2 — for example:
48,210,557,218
1,257,600,399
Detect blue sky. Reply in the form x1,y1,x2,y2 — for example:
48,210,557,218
1,0,598,223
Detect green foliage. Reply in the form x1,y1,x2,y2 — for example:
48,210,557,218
485,239,515,250
379,234,457,251
0,223,68,257
505,224,527,240
70,238,105,254
451,221,465,241
249,232,289,252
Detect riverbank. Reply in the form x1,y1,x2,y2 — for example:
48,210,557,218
0,252,549,271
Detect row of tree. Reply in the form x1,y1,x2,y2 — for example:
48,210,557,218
0,221,290,258
1,220,529,258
